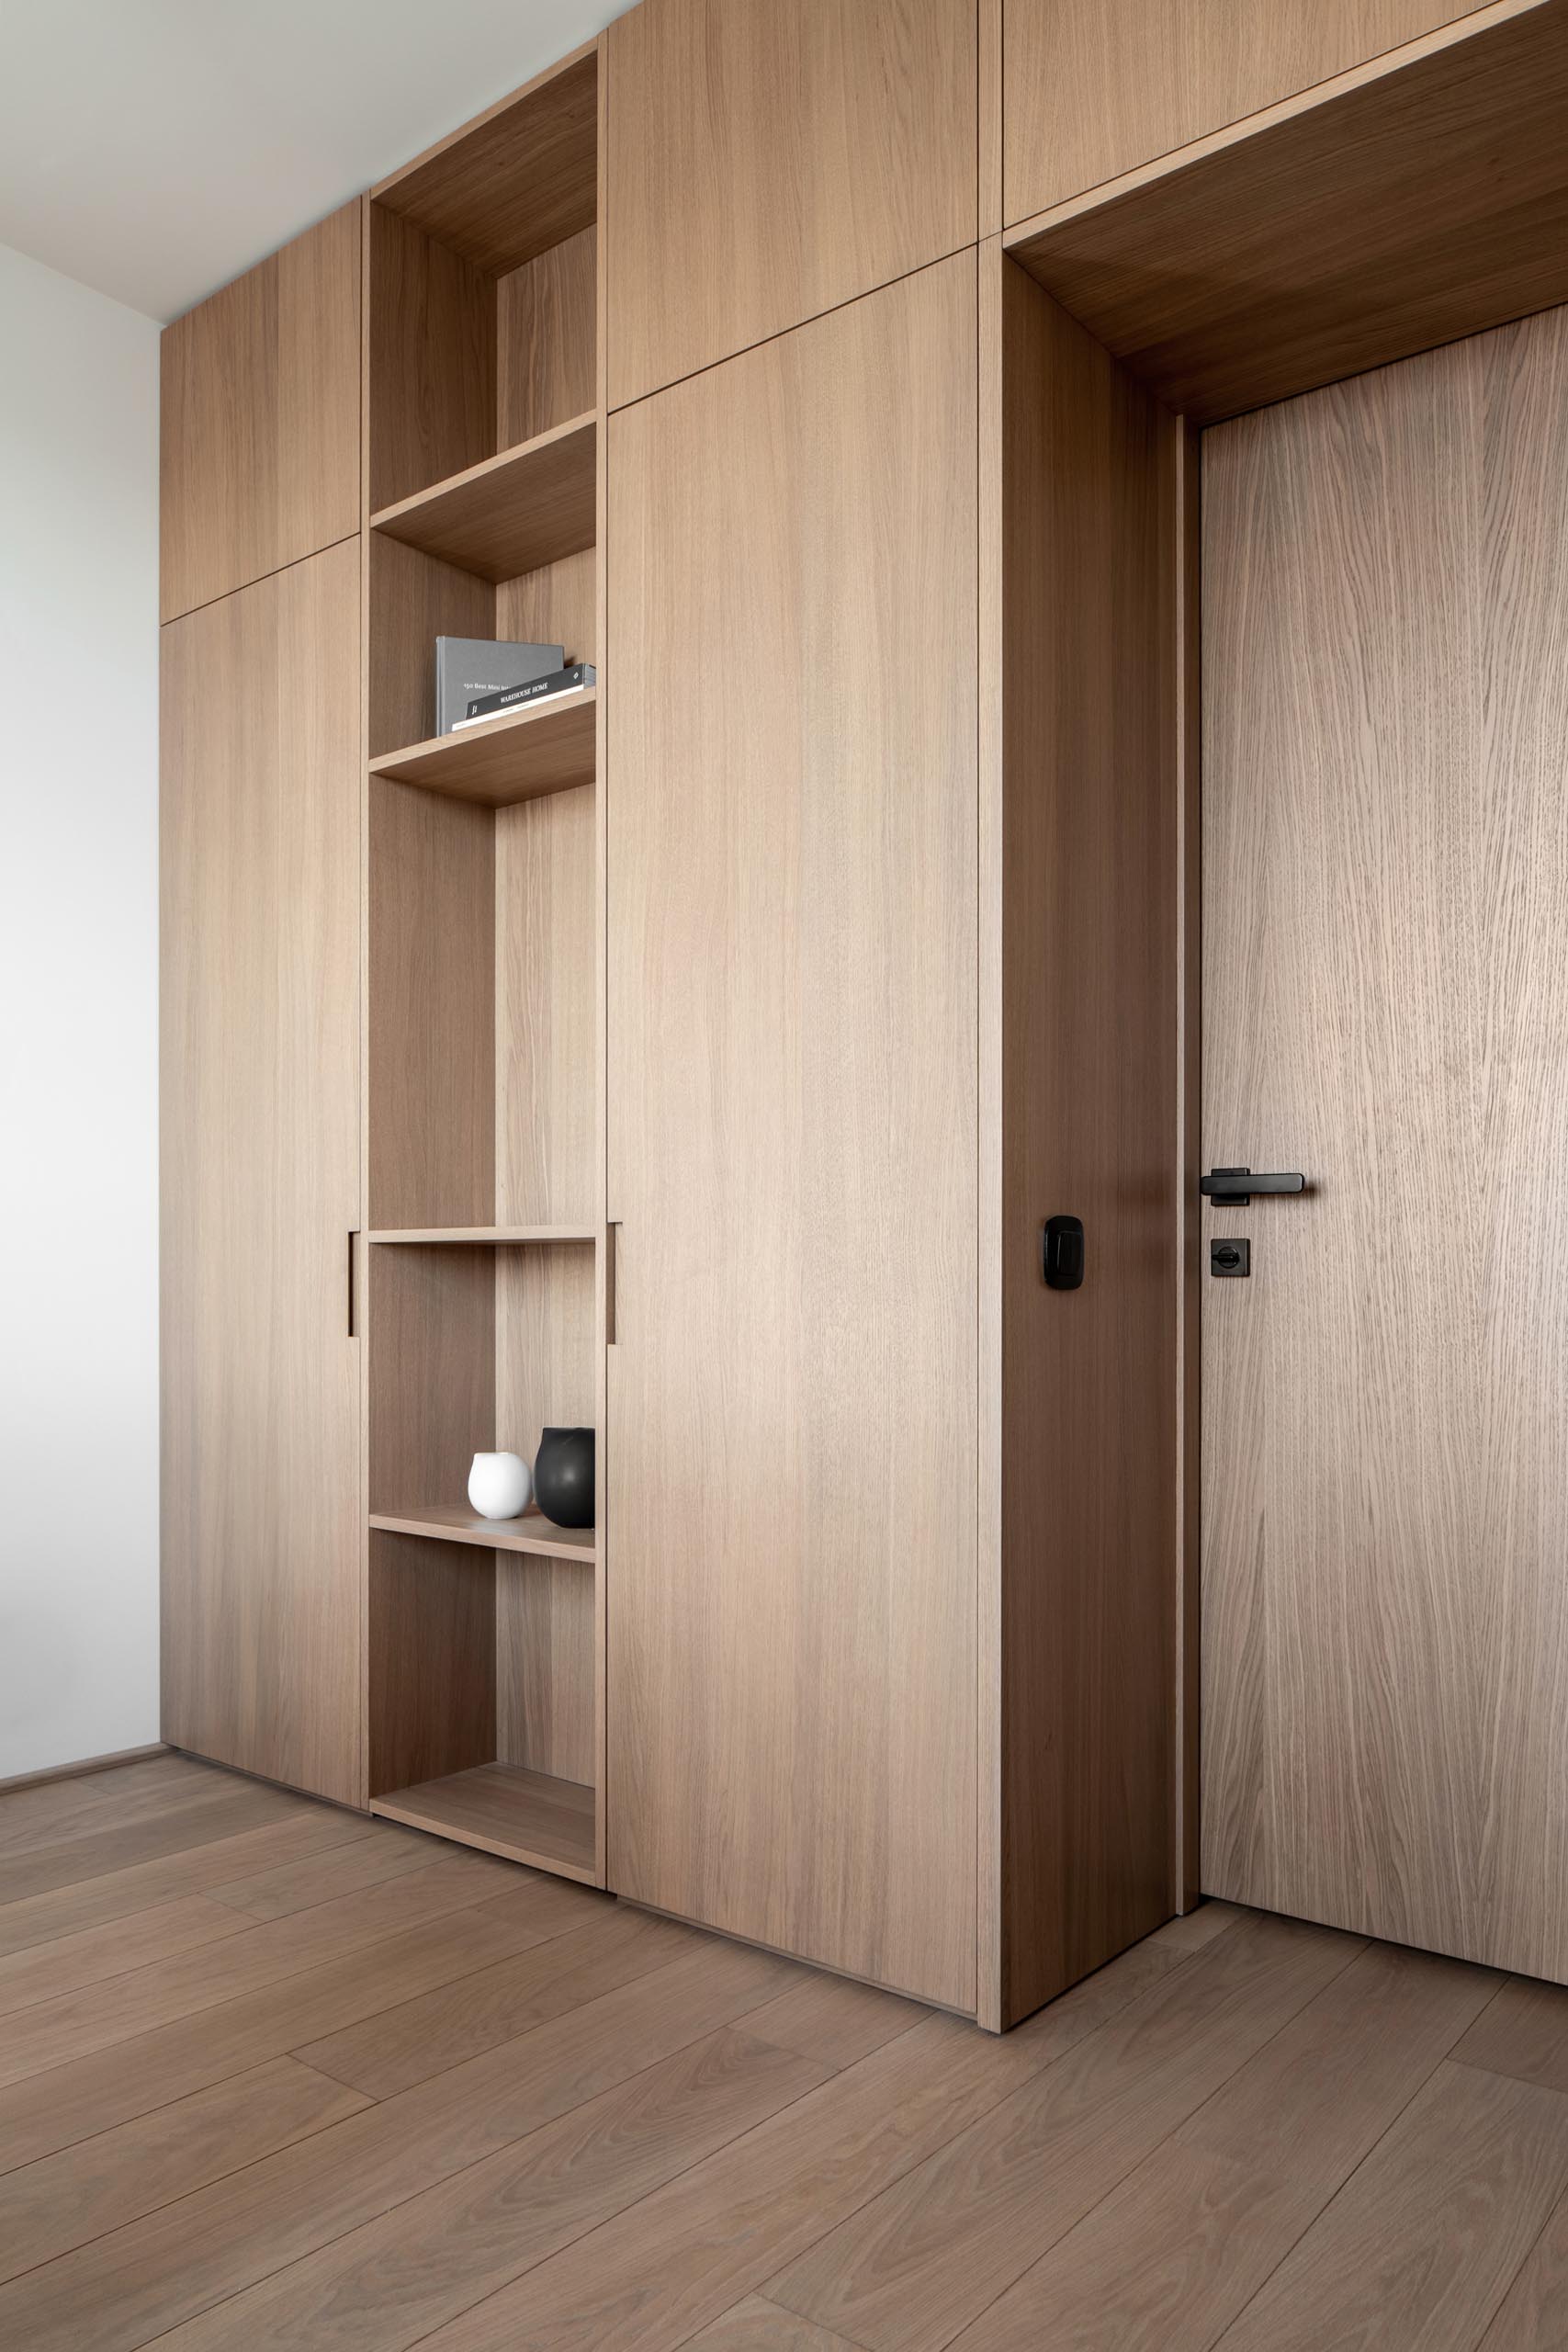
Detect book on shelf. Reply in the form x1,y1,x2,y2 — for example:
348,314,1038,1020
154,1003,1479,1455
453,663,596,729
435,637,564,736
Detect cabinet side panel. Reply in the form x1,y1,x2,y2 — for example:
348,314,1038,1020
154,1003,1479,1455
998,262,1179,2021
161,542,362,1803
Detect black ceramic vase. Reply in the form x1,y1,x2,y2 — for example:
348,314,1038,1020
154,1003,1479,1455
533,1427,595,1529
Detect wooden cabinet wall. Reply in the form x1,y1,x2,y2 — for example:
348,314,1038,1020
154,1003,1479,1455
1002,0,1489,224
160,202,361,622
607,255,980,2012
161,541,363,1805
605,0,976,408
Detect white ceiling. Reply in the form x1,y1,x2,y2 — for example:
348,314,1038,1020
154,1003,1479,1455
0,0,626,323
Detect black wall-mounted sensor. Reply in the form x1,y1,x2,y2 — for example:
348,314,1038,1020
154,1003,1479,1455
1042,1214,1085,1290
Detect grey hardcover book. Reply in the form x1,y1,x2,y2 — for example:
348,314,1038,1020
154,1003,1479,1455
435,637,564,737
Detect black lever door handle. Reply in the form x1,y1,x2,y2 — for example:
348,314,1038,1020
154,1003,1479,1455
1200,1165,1305,1205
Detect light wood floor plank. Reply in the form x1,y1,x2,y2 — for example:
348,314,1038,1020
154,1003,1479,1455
0,1782,313,1908
1212,2061,1568,2351
0,1894,248,2018
202,1822,450,1919
1454,1975,1568,2096
0,1812,376,1961
0,1899,550,2175
0,1852,518,2086
143,2028,829,2352
389,1921,1302,2352
763,1913,1359,2352
0,1932,798,2352
736,1973,930,2074
2,1760,1551,2352
943,1940,1502,2350
0,2057,370,2280
1478,2183,1568,2348
0,1758,206,1857
687,2297,871,2348
295,1900,691,2096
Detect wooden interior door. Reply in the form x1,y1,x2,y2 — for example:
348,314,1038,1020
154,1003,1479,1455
607,254,978,2012
162,539,362,1805
1201,305,1568,1978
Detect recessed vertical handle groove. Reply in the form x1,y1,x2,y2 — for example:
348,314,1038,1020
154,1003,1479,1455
605,1222,618,1345
347,1229,359,1339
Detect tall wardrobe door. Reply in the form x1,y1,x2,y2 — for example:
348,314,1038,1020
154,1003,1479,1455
607,254,979,2012
161,539,362,1805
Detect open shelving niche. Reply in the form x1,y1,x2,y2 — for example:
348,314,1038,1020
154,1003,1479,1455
362,40,606,1885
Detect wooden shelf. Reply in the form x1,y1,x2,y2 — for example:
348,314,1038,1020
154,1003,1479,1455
370,1762,597,1881
369,1504,596,1562
367,1226,596,1245
371,414,596,582
369,687,596,807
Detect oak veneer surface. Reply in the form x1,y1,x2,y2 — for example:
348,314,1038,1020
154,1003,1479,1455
161,542,361,1807
994,263,1179,2025
606,0,977,407
370,413,596,584
607,256,978,2013
374,46,598,276
1005,0,1568,424
371,1763,596,1877
12,1759,1568,2350
497,225,597,445
368,688,597,805
1002,0,1488,222
1201,306,1568,1980
160,201,360,622
495,780,598,1227
367,1505,595,1562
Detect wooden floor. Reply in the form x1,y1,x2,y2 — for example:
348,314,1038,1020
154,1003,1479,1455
5,1756,1568,2348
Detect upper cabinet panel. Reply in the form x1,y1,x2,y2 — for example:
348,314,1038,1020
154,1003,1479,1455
606,0,976,408
1003,0,1488,225
161,201,361,622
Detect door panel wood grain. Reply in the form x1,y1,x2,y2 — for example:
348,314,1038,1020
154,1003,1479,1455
607,256,978,2012
161,203,361,623
162,541,362,1805
1004,0,1489,226
606,0,976,410
1201,305,1568,1979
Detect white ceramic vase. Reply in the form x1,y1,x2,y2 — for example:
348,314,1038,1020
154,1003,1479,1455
468,1451,531,1521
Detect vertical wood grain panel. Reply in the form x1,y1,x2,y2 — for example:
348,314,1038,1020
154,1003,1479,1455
367,779,494,1233
161,541,362,1804
494,548,597,671
607,257,979,2011
368,1533,497,1797
497,227,597,446
494,1246,596,1784
495,783,596,1227
366,203,494,514
1002,0,1489,224
997,263,1179,2022
1201,305,1568,1978
161,203,361,622
606,0,977,408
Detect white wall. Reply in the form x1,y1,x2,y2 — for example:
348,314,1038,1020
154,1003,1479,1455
0,241,160,1777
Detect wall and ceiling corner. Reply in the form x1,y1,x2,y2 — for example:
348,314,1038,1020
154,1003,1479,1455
0,239,161,1777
